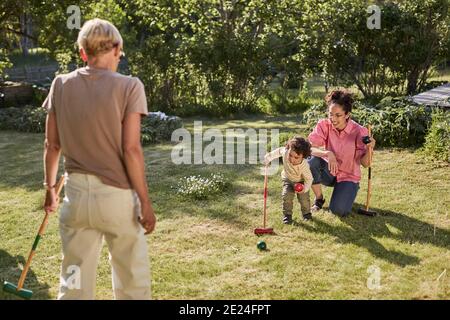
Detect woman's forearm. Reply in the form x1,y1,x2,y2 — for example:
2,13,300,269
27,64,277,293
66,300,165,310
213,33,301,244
311,147,332,158
123,146,151,206
360,150,370,167
43,141,61,186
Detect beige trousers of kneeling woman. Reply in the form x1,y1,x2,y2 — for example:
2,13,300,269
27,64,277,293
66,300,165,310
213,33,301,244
57,173,150,300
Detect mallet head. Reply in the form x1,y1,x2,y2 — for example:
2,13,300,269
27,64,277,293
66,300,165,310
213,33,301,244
2,281,33,300
357,208,377,217
254,228,274,235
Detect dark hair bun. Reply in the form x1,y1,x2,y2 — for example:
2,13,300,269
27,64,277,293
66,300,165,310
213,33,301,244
325,89,353,113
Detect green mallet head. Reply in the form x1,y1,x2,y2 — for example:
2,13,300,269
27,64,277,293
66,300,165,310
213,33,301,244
2,281,33,300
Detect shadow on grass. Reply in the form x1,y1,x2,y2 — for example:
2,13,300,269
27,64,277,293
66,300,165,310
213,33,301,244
0,249,51,300
297,204,450,267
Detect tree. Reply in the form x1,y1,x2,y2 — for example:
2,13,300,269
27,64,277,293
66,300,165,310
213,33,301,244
303,0,450,100
0,0,35,77
395,0,450,94
127,0,311,115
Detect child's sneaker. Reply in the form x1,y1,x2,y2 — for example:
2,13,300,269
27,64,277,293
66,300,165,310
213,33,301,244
311,198,325,213
282,215,293,224
302,212,312,221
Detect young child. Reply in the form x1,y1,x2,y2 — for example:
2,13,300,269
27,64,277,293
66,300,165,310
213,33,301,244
265,136,313,223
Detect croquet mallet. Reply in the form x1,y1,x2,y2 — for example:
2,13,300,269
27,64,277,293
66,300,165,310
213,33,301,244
357,125,377,217
254,165,275,235
3,174,65,299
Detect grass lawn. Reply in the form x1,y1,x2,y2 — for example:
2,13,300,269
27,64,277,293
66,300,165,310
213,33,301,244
0,116,449,300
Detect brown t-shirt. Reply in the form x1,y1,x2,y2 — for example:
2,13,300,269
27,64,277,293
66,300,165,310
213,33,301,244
43,66,148,189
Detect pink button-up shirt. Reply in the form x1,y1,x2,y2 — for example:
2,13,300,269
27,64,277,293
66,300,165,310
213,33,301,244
308,119,368,183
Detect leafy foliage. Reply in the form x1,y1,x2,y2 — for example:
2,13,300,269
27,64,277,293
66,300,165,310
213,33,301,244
141,112,183,145
1,0,449,112
0,49,12,79
352,102,432,147
128,0,310,116
303,101,433,147
0,106,47,133
258,82,310,114
0,107,183,144
302,0,450,100
420,109,450,162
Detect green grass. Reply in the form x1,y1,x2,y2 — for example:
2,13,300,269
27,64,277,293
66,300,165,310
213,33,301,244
0,116,449,300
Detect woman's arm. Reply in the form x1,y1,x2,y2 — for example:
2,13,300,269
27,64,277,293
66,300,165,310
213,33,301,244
311,146,333,158
310,145,338,176
43,112,62,214
122,113,156,234
360,137,376,168
308,119,337,176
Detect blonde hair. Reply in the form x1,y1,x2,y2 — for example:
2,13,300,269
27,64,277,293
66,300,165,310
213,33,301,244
77,18,123,57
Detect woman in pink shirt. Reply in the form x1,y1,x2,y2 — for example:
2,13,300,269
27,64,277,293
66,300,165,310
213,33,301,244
307,90,376,217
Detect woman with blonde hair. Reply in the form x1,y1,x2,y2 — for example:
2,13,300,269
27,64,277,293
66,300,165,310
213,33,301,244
42,18,156,299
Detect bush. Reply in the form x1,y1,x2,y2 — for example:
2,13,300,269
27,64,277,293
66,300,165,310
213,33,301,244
31,81,52,106
303,104,327,132
141,112,183,145
303,100,433,148
258,83,310,114
0,108,184,143
0,106,47,133
174,173,229,200
420,109,450,162
352,101,432,147
278,132,295,147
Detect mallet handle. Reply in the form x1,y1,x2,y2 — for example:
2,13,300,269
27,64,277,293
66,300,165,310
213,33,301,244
365,126,373,211
263,165,268,228
17,175,65,291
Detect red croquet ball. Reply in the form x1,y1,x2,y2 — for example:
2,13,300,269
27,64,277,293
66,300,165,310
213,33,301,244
294,183,304,193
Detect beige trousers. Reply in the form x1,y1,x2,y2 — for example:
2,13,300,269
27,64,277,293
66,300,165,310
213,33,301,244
57,173,150,300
